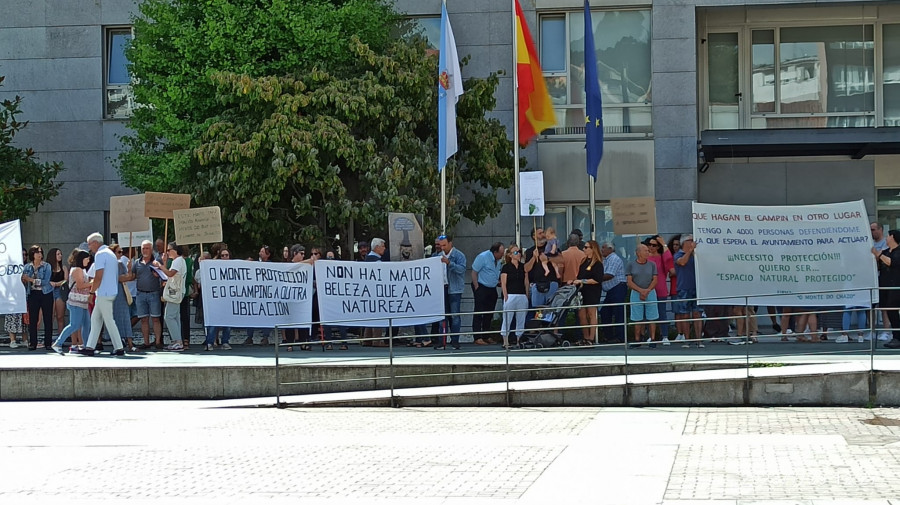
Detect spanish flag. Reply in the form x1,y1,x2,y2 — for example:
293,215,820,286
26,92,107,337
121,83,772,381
515,0,556,146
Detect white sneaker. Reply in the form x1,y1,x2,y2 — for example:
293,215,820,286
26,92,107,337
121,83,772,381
661,337,671,346
863,331,873,341
835,334,849,344
674,334,686,341
878,332,892,342
51,344,63,354
857,332,865,343
785,329,794,335
204,344,214,351
166,342,184,351
697,342,706,348
221,343,232,350
728,338,746,345
9,340,18,349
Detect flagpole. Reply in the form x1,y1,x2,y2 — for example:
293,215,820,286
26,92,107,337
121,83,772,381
441,168,447,233
512,0,521,247
589,178,596,241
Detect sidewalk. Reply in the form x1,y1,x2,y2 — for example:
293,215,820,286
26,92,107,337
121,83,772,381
1,402,900,504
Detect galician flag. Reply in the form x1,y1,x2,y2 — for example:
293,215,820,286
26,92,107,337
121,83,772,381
438,1,463,172
583,0,604,179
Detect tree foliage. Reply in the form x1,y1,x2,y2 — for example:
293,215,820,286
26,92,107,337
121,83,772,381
0,76,64,223
194,39,513,245
120,0,514,251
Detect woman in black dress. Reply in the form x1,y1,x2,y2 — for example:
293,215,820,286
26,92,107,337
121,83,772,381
877,230,900,348
571,240,604,346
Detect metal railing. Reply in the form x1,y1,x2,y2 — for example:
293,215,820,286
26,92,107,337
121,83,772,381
271,286,894,407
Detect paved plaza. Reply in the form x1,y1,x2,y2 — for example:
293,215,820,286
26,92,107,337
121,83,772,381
3,402,900,504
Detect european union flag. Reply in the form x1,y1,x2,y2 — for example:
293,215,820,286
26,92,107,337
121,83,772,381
584,0,603,180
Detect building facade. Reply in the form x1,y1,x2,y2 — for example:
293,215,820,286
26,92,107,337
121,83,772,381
2,0,899,260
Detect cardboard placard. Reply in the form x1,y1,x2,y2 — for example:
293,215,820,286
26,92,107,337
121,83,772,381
611,197,657,235
173,206,223,245
144,192,191,219
109,194,148,233
519,171,545,217
115,220,153,248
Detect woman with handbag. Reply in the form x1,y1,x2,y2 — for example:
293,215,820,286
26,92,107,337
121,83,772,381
156,242,187,351
51,249,92,354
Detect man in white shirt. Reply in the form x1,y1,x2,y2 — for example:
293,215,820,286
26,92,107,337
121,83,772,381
82,233,125,356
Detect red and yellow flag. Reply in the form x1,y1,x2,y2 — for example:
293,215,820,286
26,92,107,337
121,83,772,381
515,0,556,146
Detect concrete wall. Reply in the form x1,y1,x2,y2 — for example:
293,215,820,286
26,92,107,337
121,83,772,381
0,0,139,252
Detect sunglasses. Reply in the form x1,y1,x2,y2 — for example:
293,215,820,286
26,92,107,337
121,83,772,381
512,251,520,255
312,252,321,256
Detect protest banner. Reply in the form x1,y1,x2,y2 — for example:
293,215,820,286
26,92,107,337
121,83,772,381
315,256,444,327
109,194,147,233
116,220,152,248
144,192,191,219
200,260,313,328
611,197,657,235
173,206,223,245
0,220,27,314
519,171,545,217
388,213,424,261
692,200,877,306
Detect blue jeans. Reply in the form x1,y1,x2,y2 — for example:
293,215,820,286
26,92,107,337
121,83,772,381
530,282,559,308
842,309,867,332
54,305,91,347
446,292,461,346
205,326,231,345
600,283,626,342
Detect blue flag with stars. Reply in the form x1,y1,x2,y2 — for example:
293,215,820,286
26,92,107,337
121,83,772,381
584,0,603,179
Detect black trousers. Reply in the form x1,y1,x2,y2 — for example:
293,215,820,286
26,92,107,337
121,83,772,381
180,297,191,342
472,283,498,339
27,290,54,349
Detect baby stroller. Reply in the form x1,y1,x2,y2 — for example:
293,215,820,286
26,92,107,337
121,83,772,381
520,284,581,348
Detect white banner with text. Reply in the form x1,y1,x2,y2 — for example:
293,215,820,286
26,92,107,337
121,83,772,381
693,200,877,306
315,257,445,327
0,220,26,314
200,260,313,328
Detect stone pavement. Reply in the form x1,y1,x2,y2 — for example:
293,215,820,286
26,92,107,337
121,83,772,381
3,402,900,504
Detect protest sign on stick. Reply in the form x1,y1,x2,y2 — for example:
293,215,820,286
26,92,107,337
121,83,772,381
315,257,445,327
611,197,657,236
200,260,313,328
173,206,222,245
144,192,191,219
109,194,147,233
0,220,27,314
693,200,877,307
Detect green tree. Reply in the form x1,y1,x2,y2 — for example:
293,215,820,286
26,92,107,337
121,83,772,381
194,38,513,247
120,0,514,251
0,76,64,222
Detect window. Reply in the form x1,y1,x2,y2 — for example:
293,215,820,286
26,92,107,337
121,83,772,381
884,24,900,127
877,189,900,232
540,9,652,136
541,203,640,263
749,25,875,128
105,27,134,119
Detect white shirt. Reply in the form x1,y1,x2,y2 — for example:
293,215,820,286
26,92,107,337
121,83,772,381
93,245,120,297
169,256,187,293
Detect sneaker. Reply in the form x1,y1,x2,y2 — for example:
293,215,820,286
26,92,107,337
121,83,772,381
204,344,214,351
878,332,892,342
835,334,849,344
111,349,125,356
674,334,686,341
166,342,184,351
221,343,232,350
857,332,865,343
863,332,873,341
728,338,746,345
661,337,671,346
8,340,18,349
51,344,63,354
696,343,706,348
79,348,96,356
785,329,794,335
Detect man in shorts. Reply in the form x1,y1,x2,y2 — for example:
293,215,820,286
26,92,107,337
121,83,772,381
626,243,659,348
674,235,704,348
124,240,163,349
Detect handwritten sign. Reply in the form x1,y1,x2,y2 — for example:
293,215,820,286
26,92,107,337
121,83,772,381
0,220,27,314
144,192,191,219
315,257,445,327
611,197,657,235
200,260,313,328
116,220,153,248
693,200,877,306
519,171,545,216
109,194,148,233
173,206,222,245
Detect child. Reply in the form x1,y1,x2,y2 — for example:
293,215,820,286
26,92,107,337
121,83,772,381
543,227,560,257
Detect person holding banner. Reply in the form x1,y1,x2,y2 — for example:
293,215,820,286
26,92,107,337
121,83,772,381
21,245,54,351
500,244,528,348
199,247,233,351
875,230,900,349
435,235,466,350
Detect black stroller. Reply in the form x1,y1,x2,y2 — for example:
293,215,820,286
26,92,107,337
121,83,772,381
519,284,581,348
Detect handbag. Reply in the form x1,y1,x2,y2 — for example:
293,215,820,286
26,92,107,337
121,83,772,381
536,281,551,293
122,284,133,305
162,273,184,304
59,280,70,302
68,289,90,305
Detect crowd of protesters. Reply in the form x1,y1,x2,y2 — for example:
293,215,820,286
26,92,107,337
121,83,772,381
4,221,900,356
